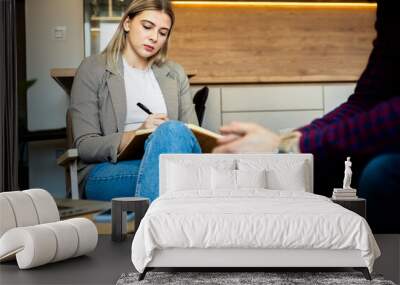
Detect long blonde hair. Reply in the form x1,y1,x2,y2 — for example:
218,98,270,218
103,0,175,72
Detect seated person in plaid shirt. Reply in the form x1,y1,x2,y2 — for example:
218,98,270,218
214,1,399,234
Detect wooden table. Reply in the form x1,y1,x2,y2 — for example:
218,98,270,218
50,68,76,95
50,68,197,95
56,198,110,219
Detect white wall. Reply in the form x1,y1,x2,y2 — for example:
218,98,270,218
26,0,84,131
26,0,84,196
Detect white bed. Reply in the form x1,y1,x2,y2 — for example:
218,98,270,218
131,154,380,280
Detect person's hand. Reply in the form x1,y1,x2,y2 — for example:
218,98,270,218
118,114,169,153
213,121,281,153
138,113,169,130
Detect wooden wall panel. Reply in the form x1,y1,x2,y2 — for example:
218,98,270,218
169,4,376,84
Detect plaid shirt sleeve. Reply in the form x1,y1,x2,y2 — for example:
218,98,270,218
297,1,400,158
298,96,400,158
296,92,378,134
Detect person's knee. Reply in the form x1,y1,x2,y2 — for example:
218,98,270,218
158,120,186,131
358,154,400,233
154,120,190,138
359,154,400,198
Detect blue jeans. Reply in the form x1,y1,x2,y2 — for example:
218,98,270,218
358,153,400,233
85,121,201,201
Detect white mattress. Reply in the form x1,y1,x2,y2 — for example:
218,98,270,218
131,190,380,273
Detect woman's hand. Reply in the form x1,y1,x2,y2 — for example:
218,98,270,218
212,121,281,153
118,114,169,153
138,113,169,130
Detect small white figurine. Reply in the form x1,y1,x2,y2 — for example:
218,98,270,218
332,157,357,198
342,157,353,190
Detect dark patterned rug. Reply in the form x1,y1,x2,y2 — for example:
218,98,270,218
116,271,396,285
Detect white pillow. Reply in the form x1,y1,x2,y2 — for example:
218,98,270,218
267,167,306,191
166,159,236,192
211,169,268,190
238,158,308,192
211,168,236,190
167,163,211,191
236,169,267,189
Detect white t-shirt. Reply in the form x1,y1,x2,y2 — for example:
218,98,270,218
123,58,167,131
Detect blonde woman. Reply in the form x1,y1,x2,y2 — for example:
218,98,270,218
70,0,200,201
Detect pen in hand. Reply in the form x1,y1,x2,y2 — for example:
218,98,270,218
137,102,153,115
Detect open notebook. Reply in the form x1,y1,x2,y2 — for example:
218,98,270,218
118,124,222,161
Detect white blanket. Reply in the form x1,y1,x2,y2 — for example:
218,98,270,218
131,190,380,273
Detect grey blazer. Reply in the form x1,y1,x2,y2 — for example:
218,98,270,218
69,54,198,189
